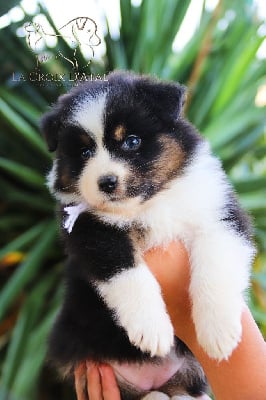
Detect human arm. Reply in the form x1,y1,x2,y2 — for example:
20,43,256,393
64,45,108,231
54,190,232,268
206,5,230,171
145,241,266,400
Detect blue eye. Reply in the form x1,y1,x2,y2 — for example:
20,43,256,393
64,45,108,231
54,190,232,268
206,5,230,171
81,148,93,159
122,135,141,151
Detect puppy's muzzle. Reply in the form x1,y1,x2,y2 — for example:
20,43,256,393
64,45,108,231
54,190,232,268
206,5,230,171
98,175,118,194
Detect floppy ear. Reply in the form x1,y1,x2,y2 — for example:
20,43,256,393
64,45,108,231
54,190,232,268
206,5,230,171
135,77,186,123
40,92,76,152
40,109,61,152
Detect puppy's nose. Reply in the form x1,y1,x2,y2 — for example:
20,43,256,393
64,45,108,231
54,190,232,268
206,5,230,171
98,175,118,194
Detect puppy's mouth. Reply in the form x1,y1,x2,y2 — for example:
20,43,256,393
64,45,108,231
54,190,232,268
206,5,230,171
78,173,145,217
92,194,144,218
98,182,141,204
91,184,152,211
107,193,127,202
98,194,135,208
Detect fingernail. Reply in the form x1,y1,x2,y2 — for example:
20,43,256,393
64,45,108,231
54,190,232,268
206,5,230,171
98,366,104,378
86,361,95,372
99,363,109,378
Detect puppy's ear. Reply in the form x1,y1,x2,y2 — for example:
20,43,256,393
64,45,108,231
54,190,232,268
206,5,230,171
41,92,75,152
135,78,186,122
40,109,61,152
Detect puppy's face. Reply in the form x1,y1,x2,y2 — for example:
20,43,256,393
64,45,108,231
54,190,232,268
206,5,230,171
41,72,194,217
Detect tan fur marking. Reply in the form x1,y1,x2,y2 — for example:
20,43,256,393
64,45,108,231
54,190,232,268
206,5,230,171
152,136,185,183
129,227,147,253
113,125,126,141
80,134,93,147
59,166,75,192
123,135,185,197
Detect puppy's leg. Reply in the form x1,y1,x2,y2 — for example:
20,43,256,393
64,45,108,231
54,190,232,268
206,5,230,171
142,392,170,400
189,227,254,361
97,263,174,357
171,396,209,400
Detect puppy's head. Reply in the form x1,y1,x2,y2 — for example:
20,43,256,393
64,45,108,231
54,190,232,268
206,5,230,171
41,72,198,217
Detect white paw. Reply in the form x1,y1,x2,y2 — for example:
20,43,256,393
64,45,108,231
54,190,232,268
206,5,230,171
125,306,174,357
194,302,243,361
142,391,170,400
97,264,174,358
199,319,242,361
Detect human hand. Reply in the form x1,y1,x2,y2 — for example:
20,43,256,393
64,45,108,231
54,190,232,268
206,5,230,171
75,362,121,400
146,241,266,400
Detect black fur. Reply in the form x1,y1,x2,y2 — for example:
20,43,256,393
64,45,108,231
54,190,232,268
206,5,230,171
222,192,252,238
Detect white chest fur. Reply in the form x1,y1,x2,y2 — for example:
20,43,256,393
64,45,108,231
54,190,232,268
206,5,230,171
138,143,229,248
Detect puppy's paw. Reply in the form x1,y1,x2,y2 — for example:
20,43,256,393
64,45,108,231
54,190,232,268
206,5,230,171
194,301,243,361
198,320,242,361
142,392,170,400
126,308,174,357
97,264,174,358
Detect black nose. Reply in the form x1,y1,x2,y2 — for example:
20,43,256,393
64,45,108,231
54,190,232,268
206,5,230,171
98,175,118,194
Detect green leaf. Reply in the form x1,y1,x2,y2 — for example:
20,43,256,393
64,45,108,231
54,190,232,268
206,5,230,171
0,0,21,16
1,271,60,395
0,88,42,126
0,221,47,260
232,177,266,194
0,177,53,211
0,98,49,159
210,31,265,116
0,221,57,321
0,157,45,189
239,192,266,214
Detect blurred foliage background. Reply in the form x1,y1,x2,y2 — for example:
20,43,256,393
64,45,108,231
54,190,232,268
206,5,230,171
0,0,265,399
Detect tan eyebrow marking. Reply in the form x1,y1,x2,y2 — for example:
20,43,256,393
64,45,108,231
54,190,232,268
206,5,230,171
113,125,126,141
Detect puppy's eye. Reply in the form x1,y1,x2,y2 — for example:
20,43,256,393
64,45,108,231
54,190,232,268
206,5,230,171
81,148,93,159
122,135,141,151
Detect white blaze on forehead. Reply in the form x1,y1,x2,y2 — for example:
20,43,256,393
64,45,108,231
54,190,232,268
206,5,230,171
78,147,128,206
70,92,107,142
87,147,128,178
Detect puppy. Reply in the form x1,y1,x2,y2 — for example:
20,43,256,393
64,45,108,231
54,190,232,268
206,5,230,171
41,71,254,399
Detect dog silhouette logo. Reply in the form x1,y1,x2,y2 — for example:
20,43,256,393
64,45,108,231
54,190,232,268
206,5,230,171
24,17,101,69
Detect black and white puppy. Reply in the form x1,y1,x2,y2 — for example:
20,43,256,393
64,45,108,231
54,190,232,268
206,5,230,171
41,71,254,400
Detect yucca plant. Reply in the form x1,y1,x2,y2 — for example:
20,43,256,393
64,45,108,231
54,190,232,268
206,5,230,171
0,0,265,399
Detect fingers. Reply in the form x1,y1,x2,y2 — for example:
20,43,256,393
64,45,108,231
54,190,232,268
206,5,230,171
99,364,121,400
86,363,103,399
75,363,87,400
86,362,121,400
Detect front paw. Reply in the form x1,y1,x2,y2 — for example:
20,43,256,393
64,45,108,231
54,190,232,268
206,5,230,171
193,302,243,361
126,309,174,357
97,264,174,358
